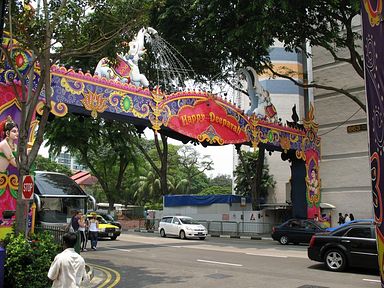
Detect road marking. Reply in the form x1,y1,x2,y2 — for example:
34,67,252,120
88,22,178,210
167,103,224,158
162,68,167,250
362,278,381,283
90,263,121,288
246,252,288,258
197,259,243,267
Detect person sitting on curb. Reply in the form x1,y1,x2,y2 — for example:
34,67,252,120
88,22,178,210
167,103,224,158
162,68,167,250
48,232,89,288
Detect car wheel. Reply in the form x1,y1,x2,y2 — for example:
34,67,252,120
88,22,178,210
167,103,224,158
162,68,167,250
324,249,347,272
199,237,206,240
179,230,187,239
160,229,166,238
110,236,117,240
279,235,289,245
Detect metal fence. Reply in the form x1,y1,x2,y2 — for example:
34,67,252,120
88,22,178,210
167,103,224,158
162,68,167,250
136,219,275,237
34,224,66,246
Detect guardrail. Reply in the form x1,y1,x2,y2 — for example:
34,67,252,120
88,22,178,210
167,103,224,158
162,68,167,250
135,219,275,237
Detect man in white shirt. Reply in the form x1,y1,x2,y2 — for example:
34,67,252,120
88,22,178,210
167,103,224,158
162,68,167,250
48,232,89,288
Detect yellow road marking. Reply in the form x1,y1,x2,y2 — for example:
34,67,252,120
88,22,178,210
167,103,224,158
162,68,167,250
89,263,121,288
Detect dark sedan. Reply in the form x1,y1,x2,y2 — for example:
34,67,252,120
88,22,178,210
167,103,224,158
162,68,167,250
307,222,378,272
272,218,326,245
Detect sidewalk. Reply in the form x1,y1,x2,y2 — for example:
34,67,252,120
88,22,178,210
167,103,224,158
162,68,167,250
81,264,106,288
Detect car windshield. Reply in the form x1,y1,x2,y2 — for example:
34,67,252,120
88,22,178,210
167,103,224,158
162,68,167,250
179,218,199,224
103,214,115,222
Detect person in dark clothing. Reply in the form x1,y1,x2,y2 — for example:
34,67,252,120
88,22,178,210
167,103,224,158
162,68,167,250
71,210,81,232
337,212,345,225
349,213,355,221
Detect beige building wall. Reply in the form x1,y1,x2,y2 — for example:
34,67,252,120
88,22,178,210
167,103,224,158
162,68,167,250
312,18,373,225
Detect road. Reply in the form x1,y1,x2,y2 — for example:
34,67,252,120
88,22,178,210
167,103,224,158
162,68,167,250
83,232,380,288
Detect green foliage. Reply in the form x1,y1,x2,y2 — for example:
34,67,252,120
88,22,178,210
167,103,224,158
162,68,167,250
149,0,365,109
198,185,231,195
44,115,140,207
34,155,72,176
3,232,60,288
209,174,232,189
234,150,275,201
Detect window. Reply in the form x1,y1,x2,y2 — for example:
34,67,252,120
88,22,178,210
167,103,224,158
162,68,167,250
304,221,317,229
345,227,372,238
172,218,180,224
161,217,172,223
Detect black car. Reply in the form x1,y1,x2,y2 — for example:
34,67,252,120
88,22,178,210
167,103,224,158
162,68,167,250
307,222,378,272
271,218,326,245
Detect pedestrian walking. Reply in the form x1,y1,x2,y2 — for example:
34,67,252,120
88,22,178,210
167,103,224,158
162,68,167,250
349,213,355,221
337,212,345,225
88,212,99,250
48,232,89,288
78,213,88,252
71,210,81,232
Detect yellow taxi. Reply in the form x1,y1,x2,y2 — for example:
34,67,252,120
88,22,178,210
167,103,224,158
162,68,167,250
87,214,121,240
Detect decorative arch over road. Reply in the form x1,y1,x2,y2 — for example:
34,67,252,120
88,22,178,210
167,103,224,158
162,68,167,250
0,32,321,224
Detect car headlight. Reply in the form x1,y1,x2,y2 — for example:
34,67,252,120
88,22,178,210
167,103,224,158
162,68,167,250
185,226,193,231
99,228,105,232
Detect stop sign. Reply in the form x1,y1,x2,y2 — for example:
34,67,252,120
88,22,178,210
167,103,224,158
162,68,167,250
22,175,34,200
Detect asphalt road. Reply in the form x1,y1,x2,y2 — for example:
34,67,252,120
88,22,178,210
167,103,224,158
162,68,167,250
83,232,380,288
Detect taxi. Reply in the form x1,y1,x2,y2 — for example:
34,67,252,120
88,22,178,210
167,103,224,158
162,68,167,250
87,214,121,240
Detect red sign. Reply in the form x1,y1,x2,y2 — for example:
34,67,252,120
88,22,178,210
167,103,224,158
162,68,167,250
167,98,247,144
22,175,34,200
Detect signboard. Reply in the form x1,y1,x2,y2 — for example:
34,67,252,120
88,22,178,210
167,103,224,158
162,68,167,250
167,98,248,145
22,175,34,200
240,197,246,207
346,124,367,134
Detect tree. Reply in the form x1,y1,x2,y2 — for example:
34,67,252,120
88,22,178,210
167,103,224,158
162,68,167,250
209,174,232,188
149,0,365,111
234,148,275,210
133,133,172,196
2,0,151,234
178,146,213,194
198,185,231,196
44,115,140,212
33,155,71,176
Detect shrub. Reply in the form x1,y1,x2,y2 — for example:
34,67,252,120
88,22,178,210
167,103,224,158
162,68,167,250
3,232,60,288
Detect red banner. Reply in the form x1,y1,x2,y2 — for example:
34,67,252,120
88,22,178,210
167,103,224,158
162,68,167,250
167,98,247,145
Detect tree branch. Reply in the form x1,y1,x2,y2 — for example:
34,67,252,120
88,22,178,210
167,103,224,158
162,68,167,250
263,62,366,112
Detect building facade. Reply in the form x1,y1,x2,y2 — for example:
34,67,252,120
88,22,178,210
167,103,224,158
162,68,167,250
312,17,372,225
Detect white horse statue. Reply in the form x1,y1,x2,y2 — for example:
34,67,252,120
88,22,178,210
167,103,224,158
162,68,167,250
94,27,158,87
238,66,278,122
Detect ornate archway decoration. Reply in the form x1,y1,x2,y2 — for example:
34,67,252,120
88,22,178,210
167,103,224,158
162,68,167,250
80,90,108,119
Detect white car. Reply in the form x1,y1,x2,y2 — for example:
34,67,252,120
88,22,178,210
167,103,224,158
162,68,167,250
158,216,208,240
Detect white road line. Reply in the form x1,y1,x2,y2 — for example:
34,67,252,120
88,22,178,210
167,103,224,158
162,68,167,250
246,252,288,258
362,279,381,283
197,259,243,267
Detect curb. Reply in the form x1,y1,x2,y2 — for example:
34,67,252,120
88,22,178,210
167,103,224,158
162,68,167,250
133,230,272,240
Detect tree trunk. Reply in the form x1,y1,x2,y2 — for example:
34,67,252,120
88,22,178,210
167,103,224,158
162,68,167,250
254,147,265,210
